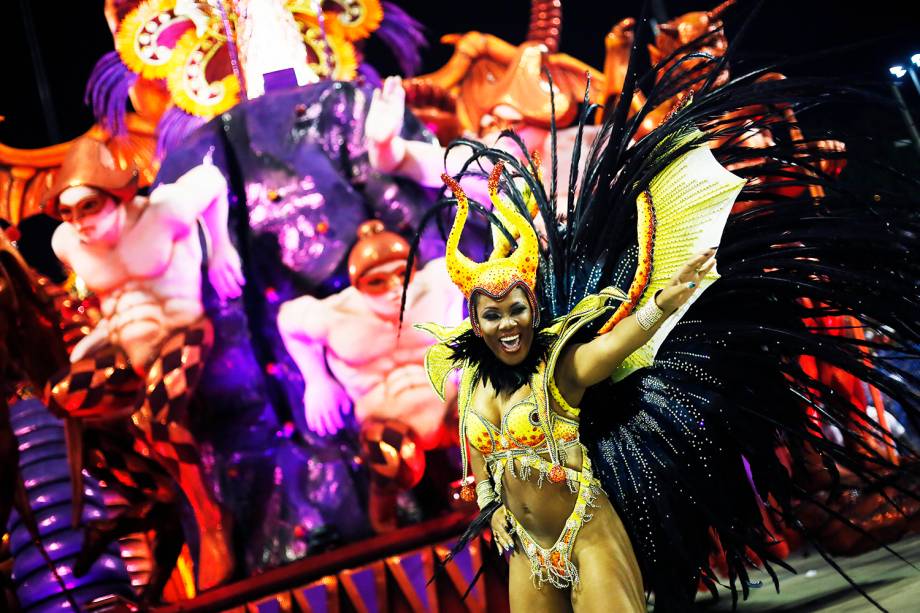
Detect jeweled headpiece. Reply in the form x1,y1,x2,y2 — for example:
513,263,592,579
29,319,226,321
442,162,540,335
44,135,140,217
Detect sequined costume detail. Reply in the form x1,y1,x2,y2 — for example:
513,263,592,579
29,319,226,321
466,377,579,457
503,448,600,589
418,290,624,589
470,365,602,589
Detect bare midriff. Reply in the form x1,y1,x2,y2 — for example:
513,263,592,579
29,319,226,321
499,444,585,548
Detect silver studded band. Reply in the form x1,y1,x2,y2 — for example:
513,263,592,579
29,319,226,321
636,293,665,331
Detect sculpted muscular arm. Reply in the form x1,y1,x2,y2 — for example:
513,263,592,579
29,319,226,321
277,296,351,436
366,76,445,188
557,249,717,402
366,76,548,208
366,76,490,193
148,163,245,301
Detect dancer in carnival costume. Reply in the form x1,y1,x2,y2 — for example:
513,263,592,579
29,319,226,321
421,155,727,612
413,6,920,611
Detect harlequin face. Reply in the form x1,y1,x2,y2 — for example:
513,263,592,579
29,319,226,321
357,259,415,320
58,186,120,244
474,286,535,366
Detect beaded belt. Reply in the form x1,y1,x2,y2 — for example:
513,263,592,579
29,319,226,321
495,444,602,589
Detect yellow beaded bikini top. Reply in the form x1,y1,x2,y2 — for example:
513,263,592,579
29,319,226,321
466,366,580,457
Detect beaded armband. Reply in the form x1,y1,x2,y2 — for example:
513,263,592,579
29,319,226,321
636,291,665,331
475,479,498,510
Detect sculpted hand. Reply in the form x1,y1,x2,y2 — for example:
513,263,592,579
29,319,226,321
305,375,352,436
656,248,718,313
366,76,407,172
208,243,245,301
490,505,515,555
70,321,109,363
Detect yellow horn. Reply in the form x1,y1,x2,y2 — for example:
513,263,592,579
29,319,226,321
488,162,515,259
442,173,480,298
525,151,542,218
487,162,540,289
530,150,543,184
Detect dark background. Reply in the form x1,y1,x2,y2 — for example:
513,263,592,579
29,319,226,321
1,0,919,149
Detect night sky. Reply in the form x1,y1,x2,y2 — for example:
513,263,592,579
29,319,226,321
1,0,918,149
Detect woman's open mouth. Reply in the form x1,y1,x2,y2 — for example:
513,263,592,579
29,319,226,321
498,334,521,353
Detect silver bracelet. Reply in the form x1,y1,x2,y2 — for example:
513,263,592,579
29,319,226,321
475,479,498,510
636,291,665,331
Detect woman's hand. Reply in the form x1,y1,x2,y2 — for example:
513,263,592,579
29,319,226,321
490,505,515,555
655,248,717,313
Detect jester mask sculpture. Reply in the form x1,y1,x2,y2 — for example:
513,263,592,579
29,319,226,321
44,135,242,592
370,0,605,206
278,220,463,532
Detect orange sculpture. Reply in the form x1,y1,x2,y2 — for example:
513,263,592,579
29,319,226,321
405,0,606,142
601,1,735,141
601,0,844,205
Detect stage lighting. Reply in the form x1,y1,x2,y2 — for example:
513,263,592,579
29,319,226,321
911,54,920,67
890,65,907,79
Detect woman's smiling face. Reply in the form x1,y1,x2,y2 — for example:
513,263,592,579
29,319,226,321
474,286,535,366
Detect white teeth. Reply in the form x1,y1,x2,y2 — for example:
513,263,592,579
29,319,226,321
498,334,521,352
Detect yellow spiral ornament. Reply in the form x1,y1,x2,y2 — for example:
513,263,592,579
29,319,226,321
325,0,384,41
115,0,196,80
165,30,241,118
288,0,384,41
